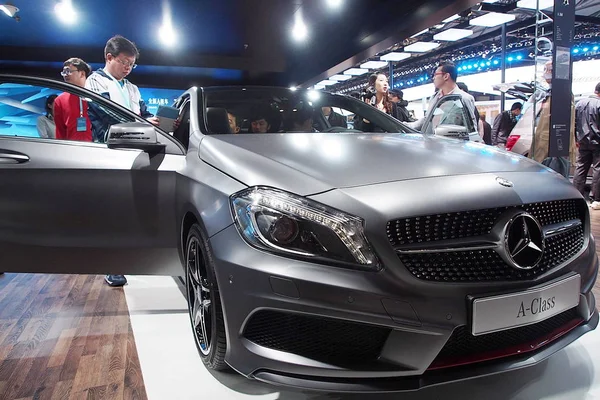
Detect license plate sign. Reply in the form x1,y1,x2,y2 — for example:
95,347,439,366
472,274,581,336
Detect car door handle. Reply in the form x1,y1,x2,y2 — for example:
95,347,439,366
0,151,30,164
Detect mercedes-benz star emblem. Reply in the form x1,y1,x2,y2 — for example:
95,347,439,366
505,213,544,270
496,177,514,187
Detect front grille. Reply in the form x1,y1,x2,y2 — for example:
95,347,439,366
388,199,586,282
243,310,391,366
431,307,581,368
399,225,585,282
387,199,582,246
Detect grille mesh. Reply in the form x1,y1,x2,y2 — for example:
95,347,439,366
399,225,585,282
433,307,581,364
243,310,391,366
387,199,582,246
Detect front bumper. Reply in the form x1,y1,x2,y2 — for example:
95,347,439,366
209,223,598,392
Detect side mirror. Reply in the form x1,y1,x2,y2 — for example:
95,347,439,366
107,123,166,153
434,124,469,140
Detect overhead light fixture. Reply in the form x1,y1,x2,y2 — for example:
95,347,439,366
469,12,516,27
380,52,411,61
159,22,177,46
326,0,343,9
434,28,473,42
343,68,370,76
318,79,337,86
516,0,553,10
360,60,388,69
410,28,429,38
292,13,308,42
442,14,460,23
289,86,297,91
404,41,440,52
54,1,77,25
0,4,18,18
482,0,501,2
330,74,352,81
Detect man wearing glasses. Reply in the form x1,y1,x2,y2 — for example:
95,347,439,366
54,58,93,141
86,35,158,288
86,35,159,143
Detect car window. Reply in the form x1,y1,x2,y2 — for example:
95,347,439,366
0,82,136,143
202,88,410,135
424,96,475,137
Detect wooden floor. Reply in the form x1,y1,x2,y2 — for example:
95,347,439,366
0,274,146,400
0,208,600,400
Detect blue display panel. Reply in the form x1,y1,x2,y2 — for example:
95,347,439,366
138,87,186,116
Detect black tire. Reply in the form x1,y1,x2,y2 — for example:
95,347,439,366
185,223,228,370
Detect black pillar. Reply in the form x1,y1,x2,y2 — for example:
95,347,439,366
501,23,507,113
548,0,576,157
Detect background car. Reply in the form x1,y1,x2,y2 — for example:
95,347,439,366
0,75,597,392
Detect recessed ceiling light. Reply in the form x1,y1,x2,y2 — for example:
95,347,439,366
318,79,337,86
360,61,388,69
404,42,440,52
410,28,429,38
343,68,370,75
159,23,177,46
330,74,352,81
469,12,516,27
380,52,411,61
433,28,473,42
442,14,460,23
516,0,553,10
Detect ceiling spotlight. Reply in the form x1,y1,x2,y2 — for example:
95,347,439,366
292,14,308,42
0,4,18,18
159,23,177,46
55,1,77,25
326,0,343,9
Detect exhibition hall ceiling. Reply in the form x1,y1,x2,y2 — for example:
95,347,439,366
0,0,479,89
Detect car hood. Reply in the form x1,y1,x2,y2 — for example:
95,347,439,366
199,133,550,195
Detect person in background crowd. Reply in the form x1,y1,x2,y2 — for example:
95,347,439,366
529,60,577,177
250,115,271,133
355,73,400,131
86,35,158,143
322,106,346,128
491,102,522,148
573,82,600,209
388,89,413,123
479,111,492,145
227,111,241,133
54,58,93,141
37,94,57,139
408,61,476,132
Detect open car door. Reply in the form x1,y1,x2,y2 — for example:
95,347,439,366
422,94,481,143
0,75,186,276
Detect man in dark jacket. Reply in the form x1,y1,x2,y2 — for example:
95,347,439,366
322,106,346,128
480,112,492,145
388,89,413,123
491,102,522,148
573,82,600,209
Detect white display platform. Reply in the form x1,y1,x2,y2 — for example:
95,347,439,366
124,276,600,400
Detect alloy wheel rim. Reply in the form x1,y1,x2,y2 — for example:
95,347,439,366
186,237,212,356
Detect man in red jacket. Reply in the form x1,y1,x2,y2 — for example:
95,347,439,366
54,58,93,141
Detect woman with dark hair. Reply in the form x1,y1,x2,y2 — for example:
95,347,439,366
356,73,400,131
36,94,58,139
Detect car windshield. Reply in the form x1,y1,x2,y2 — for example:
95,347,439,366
202,87,412,135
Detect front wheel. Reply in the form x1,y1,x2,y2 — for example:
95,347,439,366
185,223,228,370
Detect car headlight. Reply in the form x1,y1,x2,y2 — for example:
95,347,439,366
230,187,381,271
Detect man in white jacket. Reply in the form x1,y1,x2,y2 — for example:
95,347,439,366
85,35,159,143
86,35,159,287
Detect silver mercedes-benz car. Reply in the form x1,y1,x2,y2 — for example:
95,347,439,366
0,75,597,393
